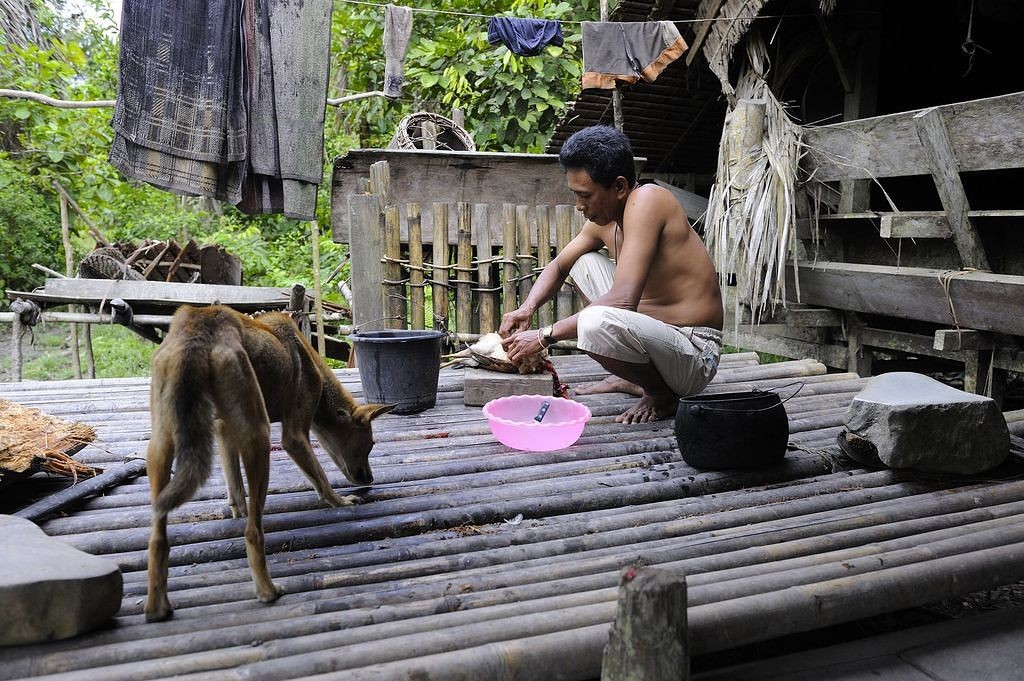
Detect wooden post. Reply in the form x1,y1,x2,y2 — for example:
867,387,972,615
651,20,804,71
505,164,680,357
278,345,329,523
455,202,474,335
600,0,624,132
601,566,689,681
536,205,554,328
11,307,23,382
431,203,450,332
474,204,496,333
82,322,95,379
383,205,404,329
422,120,437,150
516,204,533,306
348,194,385,330
555,205,575,323
914,107,990,271
407,204,425,330
844,312,872,377
310,220,327,357
368,160,393,207
59,193,82,380
502,203,518,316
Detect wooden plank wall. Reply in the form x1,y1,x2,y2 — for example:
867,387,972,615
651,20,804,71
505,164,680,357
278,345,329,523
347,162,584,335
727,90,1024,398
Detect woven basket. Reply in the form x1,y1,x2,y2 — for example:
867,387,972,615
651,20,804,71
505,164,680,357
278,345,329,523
78,247,145,281
387,112,476,152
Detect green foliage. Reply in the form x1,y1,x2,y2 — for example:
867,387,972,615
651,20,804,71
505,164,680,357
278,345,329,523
331,0,597,151
0,157,62,291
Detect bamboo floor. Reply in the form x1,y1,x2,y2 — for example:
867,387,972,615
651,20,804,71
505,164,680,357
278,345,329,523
1,352,1024,680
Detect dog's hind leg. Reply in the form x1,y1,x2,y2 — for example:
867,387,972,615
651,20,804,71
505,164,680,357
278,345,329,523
216,418,247,519
212,347,284,604
145,414,175,622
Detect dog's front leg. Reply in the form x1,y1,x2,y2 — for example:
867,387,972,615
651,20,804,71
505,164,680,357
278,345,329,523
281,428,361,507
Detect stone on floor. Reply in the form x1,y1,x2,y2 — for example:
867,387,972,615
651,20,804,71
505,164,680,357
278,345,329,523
842,372,1009,474
0,514,122,645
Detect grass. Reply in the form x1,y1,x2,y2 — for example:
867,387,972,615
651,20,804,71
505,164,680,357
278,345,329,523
0,322,155,382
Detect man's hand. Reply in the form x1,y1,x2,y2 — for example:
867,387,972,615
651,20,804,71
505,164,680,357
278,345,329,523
499,307,533,338
501,328,544,364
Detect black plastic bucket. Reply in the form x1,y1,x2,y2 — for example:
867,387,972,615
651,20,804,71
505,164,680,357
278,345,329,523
674,388,793,469
349,330,446,415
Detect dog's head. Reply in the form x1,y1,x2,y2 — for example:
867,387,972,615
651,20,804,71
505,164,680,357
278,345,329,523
312,403,394,485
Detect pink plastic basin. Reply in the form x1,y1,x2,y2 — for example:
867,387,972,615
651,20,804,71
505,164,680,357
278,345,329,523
482,395,592,452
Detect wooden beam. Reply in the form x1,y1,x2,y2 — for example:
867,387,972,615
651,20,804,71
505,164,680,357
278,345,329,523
799,209,1024,240
801,91,1024,182
33,278,300,308
879,212,951,239
784,308,842,328
914,107,990,270
786,261,1024,336
934,329,992,352
724,325,848,369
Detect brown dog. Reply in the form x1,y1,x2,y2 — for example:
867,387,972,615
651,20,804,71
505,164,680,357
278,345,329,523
145,305,392,622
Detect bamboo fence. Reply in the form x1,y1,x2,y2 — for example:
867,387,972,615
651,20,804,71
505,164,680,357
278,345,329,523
348,161,586,336
1,354,1023,680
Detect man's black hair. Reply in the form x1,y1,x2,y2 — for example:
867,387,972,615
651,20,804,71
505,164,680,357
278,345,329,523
558,125,636,188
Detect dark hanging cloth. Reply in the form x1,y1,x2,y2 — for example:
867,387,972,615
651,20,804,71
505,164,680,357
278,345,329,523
109,0,246,203
110,0,333,221
487,17,564,57
581,21,688,90
239,0,334,221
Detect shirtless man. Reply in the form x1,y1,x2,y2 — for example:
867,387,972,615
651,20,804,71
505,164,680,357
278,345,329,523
499,126,724,423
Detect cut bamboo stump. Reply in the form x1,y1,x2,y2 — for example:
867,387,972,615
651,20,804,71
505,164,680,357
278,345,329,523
602,566,688,681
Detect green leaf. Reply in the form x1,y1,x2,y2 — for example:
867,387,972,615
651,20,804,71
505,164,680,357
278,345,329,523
46,150,64,163
13,106,31,120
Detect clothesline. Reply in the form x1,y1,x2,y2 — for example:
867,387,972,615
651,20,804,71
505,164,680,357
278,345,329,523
335,0,846,26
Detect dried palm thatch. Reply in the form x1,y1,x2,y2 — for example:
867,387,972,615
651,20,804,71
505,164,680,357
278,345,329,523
704,30,804,324
0,399,99,485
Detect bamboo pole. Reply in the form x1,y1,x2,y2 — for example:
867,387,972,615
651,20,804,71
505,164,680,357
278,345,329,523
407,204,425,330
502,204,518,315
10,304,23,381
474,204,496,333
383,205,404,329
432,203,450,332
310,220,327,356
34,514,1024,679
53,180,109,246
59,192,82,380
516,204,533,305
536,205,554,328
555,205,575,321
455,202,473,335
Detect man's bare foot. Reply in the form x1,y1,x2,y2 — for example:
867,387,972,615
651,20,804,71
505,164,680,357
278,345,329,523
615,394,678,424
575,375,643,397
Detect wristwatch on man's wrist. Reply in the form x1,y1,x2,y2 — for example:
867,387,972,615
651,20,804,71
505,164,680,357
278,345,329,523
540,325,556,347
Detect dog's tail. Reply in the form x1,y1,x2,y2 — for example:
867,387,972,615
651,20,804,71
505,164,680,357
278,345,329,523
153,342,216,517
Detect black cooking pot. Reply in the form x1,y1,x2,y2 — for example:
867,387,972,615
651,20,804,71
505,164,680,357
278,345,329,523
674,389,791,469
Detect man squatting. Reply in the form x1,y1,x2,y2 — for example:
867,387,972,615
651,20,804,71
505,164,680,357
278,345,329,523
499,125,724,424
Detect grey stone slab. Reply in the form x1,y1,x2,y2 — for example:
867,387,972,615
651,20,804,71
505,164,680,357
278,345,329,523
843,372,1009,474
0,514,122,645
695,607,1024,681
